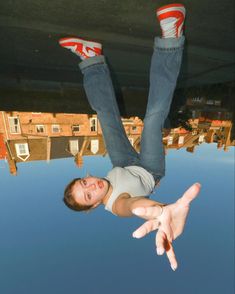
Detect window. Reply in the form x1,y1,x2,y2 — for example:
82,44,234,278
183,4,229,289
198,135,205,143
178,136,184,144
69,140,79,155
8,117,21,134
15,143,29,156
192,110,196,118
36,125,45,133
206,100,214,105
132,126,137,131
72,125,80,132
52,125,60,133
167,136,173,145
90,139,99,154
192,97,203,103
90,118,97,132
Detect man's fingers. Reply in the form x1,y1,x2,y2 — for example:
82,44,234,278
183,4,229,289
156,230,166,255
156,230,178,271
180,183,201,206
132,206,161,219
132,219,160,238
165,242,178,271
162,222,173,243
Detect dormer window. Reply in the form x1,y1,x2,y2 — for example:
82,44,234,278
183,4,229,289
15,143,30,161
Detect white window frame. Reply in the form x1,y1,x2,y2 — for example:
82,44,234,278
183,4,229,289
192,97,203,103
90,118,97,132
52,124,60,133
36,125,45,133
69,140,79,155
8,117,21,134
90,139,99,154
15,143,30,161
198,135,205,143
178,136,185,145
214,100,221,106
167,136,174,145
206,100,214,105
72,125,80,132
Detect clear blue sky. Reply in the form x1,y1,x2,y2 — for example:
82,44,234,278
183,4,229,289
0,143,234,294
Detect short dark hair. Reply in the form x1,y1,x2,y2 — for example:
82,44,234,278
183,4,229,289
63,178,93,212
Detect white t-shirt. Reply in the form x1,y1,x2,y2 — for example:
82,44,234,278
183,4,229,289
105,166,155,214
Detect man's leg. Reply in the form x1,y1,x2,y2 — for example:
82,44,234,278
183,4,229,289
59,37,140,167
79,56,140,167
140,4,185,182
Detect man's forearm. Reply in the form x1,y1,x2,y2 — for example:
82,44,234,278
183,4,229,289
113,195,166,219
130,198,166,220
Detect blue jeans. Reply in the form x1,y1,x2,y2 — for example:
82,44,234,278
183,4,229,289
79,36,184,182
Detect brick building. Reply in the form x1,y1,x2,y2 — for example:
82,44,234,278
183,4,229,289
0,111,143,175
0,110,234,175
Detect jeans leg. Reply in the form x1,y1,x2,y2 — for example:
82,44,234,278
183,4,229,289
79,56,140,167
140,36,185,181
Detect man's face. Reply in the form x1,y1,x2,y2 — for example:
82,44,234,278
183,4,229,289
72,176,109,207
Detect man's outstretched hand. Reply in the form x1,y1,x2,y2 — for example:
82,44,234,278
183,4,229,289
132,183,201,271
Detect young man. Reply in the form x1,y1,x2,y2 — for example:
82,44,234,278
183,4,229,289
59,3,201,271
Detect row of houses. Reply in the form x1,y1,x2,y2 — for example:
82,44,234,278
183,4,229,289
0,111,143,175
0,110,234,175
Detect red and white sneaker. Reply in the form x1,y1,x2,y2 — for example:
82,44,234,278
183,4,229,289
59,37,102,60
156,3,186,38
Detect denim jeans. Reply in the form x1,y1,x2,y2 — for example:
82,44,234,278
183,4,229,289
79,36,184,182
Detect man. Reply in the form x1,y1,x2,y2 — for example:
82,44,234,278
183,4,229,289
59,3,201,271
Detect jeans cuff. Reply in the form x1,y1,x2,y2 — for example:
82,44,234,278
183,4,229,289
79,55,106,71
154,36,185,50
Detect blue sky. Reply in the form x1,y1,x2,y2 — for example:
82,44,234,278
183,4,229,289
0,143,234,294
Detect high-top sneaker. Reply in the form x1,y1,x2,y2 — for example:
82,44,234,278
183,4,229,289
59,37,102,59
156,3,186,38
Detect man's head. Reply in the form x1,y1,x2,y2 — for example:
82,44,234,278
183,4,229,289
64,176,110,212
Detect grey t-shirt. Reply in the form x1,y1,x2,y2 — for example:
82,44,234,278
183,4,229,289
105,166,155,214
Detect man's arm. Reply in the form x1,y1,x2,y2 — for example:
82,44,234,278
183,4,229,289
112,194,166,219
131,183,201,271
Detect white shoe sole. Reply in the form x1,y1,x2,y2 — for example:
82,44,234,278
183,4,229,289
59,37,102,49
